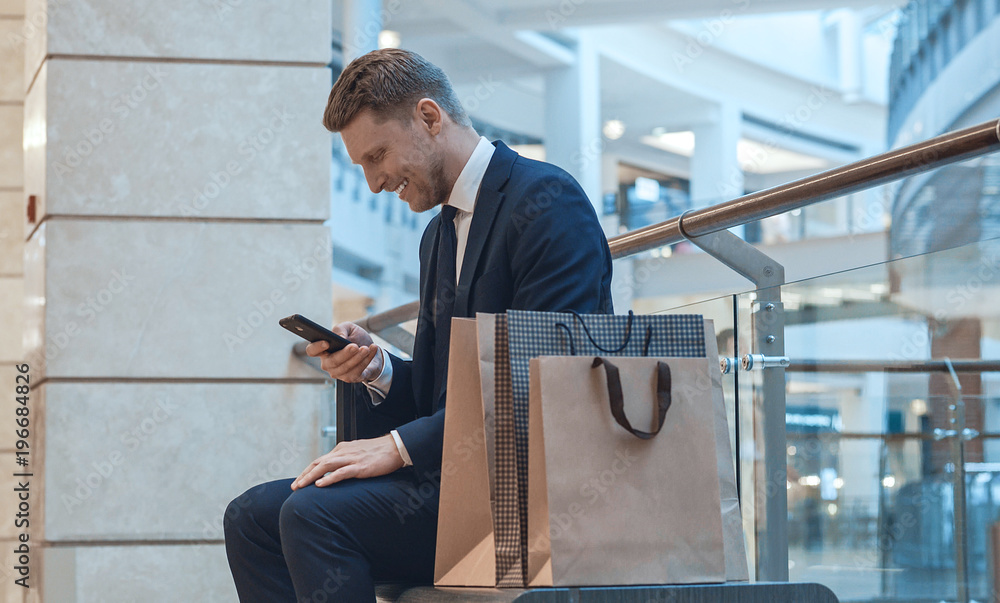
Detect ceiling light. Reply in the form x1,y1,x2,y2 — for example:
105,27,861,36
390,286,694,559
641,130,695,156
378,30,401,49
603,119,626,140
798,475,821,487
634,176,660,202
737,138,829,174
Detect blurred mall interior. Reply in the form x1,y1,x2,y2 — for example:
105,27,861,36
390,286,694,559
1,0,999,601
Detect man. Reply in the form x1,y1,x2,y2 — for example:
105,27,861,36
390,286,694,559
224,48,613,602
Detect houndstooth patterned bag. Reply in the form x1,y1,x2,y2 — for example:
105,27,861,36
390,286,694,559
492,310,707,586
492,315,523,586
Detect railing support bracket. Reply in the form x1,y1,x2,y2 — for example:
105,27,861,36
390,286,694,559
678,216,789,582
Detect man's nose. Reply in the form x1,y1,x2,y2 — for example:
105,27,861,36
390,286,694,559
362,167,383,194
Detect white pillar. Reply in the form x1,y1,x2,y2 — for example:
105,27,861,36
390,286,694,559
601,151,622,232
343,0,382,64
543,35,603,221
602,152,633,312
834,9,862,104
691,104,743,208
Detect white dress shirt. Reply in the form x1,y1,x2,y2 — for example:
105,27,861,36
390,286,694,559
365,136,496,465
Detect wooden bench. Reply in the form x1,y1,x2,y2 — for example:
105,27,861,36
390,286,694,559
375,583,839,602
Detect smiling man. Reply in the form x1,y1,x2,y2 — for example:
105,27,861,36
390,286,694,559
224,49,614,602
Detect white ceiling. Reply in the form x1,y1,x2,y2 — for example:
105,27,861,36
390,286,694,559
335,0,896,32
332,0,897,181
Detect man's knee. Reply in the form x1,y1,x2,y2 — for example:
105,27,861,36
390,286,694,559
223,487,257,538
224,480,288,538
278,484,356,543
278,487,322,540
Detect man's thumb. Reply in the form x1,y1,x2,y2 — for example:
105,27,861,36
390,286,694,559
333,322,353,338
363,346,382,379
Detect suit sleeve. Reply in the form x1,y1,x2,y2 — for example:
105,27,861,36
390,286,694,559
359,352,416,424
394,407,444,479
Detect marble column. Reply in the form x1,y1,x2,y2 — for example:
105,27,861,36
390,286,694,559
1,0,27,600
20,1,333,600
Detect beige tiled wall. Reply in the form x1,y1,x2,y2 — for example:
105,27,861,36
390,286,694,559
22,220,333,380
0,191,23,275
39,381,327,541
0,19,25,98
0,105,23,187
43,544,237,602
25,0,332,81
2,3,29,601
20,1,335,600
28,59,331,221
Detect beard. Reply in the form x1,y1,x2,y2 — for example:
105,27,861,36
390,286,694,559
406,148,451,213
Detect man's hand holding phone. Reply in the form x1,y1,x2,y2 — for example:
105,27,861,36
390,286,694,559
305,321,384,383
292,319,402,489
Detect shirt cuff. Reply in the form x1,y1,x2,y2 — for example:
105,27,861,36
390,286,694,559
390,429,413,467
362,347,393,404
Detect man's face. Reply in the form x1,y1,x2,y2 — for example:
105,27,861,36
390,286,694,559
340,108,449,213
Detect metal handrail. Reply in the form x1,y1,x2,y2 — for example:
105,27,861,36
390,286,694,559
789,359,1000,373
357,117,1000,335
356,300,419,334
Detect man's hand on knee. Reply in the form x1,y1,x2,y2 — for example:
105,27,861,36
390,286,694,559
290,434,404,490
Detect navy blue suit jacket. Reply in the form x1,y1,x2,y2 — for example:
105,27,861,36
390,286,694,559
362,141,614,477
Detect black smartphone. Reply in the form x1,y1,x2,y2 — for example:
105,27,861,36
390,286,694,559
279,314,352,352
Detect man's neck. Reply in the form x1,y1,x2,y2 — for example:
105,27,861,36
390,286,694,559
441,128,482,195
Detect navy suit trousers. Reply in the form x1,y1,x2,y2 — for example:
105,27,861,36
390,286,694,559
224,470,439,602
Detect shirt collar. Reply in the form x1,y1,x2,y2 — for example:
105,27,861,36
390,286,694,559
445,136,495,215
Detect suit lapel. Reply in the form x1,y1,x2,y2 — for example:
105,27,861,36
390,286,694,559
455,141,517,316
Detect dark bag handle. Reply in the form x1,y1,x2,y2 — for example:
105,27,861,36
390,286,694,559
555,310,653,356
591,357,671,440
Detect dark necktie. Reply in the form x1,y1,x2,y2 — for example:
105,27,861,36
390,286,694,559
433,205,459,406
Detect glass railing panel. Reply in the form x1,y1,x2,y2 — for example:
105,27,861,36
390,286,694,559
730,235,1000,601
634,292,753,577
784,432,936,601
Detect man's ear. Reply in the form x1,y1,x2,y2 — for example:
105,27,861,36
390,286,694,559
414,98,443,136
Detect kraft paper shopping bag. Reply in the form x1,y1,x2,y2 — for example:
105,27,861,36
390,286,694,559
527,355,727,587
434,318,496,586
